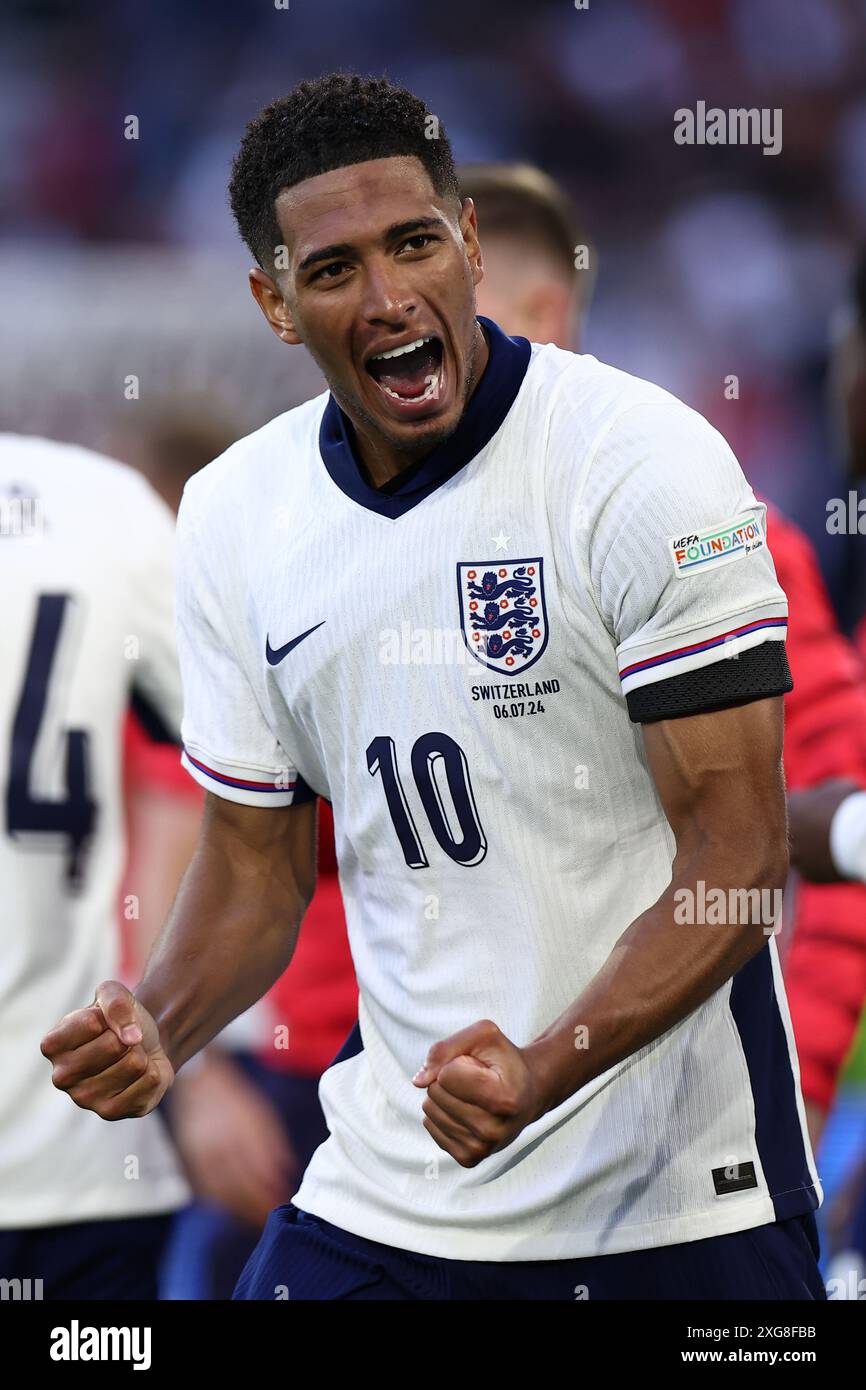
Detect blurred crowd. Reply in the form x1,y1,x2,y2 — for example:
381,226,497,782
2,0,866,600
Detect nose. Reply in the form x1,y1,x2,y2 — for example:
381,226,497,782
360,257,416,328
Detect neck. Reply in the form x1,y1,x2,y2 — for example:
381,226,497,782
351,320,490,489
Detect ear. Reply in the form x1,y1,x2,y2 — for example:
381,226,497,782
459,198,484,288
249,268,302,345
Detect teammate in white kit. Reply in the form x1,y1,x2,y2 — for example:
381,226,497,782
43,75,824,1299
0,436,189,1298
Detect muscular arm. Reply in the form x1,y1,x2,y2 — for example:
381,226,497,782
42,792,317,1117
136,792,317,1070
525,696,788,1110
416,697,789,1163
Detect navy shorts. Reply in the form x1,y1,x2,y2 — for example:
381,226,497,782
233,1203,827,1301
0,1212,173,1300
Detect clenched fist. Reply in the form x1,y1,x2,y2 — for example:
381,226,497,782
41,980,174,1120
412,1018,547,1167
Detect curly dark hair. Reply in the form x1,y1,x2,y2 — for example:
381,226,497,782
228,73,460,270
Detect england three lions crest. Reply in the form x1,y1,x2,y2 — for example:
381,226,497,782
456,558,549,675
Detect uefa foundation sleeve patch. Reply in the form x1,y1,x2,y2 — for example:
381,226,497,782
670,514,765,579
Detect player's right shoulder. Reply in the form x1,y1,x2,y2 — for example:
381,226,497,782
180,392,330,525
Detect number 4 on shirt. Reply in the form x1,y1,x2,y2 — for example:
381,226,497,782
6,594,96,888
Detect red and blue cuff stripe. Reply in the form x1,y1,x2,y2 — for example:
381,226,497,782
619,617,787,683
183,750,295,792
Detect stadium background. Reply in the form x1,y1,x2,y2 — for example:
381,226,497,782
2,0,866,1289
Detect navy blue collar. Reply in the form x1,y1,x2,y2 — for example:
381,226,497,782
318,316,531,518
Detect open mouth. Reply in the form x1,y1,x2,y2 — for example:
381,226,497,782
365,335,445,409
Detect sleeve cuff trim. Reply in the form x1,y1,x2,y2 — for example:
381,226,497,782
183,749,295,792
619,618,786,693
181,748,317,806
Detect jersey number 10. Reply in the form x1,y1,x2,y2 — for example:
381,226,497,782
367,732,487,868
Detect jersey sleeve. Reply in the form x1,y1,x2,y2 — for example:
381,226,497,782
585,399,792,722
174,484,315,808
126,475,184,744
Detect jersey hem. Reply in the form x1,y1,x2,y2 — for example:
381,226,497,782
290,1180,822,1262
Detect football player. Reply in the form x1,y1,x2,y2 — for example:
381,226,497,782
43,75,823,1300
0,435,189,1298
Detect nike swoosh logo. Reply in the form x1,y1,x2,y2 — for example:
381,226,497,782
266,621,326,665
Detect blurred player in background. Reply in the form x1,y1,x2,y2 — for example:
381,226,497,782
0,435,189,1298
457,163,593,350
112,402,357,1299
787,244,866,890
784,246,866,1273
111,402,239,971
467,164,866,1157
160,795,356,1298
769,252,866,1152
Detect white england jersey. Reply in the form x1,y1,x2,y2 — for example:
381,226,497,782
0,435,189,1227
176,318,820,1260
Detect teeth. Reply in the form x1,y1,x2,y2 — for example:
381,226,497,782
380,370,440,403
370,335,432,362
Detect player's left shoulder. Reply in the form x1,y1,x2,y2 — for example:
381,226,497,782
528,346,731,487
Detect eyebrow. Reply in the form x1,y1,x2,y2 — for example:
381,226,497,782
296,216,448,275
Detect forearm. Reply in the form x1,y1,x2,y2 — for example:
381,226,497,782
135,829,309,1071
525,837,787,1117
